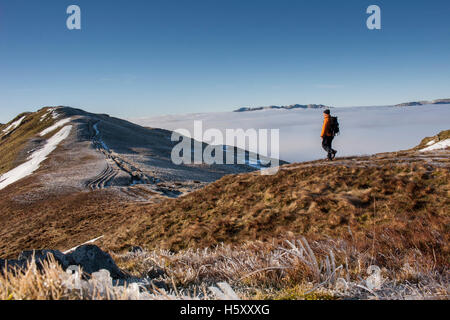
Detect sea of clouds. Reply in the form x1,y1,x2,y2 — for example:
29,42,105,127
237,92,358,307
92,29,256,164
130,104,450,163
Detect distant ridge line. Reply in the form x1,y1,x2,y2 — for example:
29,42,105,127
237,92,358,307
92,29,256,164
234,104,331,112
395,98,450,107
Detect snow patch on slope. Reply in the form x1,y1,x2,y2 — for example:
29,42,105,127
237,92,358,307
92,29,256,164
39,108,60,122
52,110,60,119
40,108,60,122
0,125,73,190
2,116,26,135
420,139,450,152
40,118,72,136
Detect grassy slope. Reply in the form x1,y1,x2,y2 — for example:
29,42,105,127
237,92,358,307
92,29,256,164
0,108,60,175
2,126,449,300
0,116,448,273
102,148,449,270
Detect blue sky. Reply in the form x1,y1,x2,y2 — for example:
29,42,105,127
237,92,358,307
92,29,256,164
1,0,449,123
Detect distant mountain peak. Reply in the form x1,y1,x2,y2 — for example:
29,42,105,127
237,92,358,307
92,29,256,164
234,104,331,112
395,98,450,107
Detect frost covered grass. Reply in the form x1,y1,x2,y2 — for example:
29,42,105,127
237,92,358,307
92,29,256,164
1,238,446,300
0,257,172,300
113,238,449,300
0,253,237,300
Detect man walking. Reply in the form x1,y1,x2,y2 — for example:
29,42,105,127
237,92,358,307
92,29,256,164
321,109,337,161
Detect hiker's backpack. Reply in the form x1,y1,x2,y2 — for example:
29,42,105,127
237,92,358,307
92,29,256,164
330,116,340,136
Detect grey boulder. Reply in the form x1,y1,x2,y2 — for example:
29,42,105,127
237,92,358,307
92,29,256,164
18,249,70,269
66,245,126,279
1,245,126,280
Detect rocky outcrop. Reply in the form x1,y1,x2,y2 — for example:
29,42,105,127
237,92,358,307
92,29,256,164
18,249,71,269
0,245,126,279
68,245,126,279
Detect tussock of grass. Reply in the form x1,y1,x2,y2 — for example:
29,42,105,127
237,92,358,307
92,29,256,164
0,255,215,300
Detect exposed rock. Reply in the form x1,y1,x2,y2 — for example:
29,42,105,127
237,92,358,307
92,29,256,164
146,266,166,279
65,245,126,279
0,245,126,279
0,258,28,273
150,279,169,290
18,249,70,269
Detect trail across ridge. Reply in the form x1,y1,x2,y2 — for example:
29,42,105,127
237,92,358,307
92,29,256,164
86,121,118,190
86,162,117,190
85,120,179,198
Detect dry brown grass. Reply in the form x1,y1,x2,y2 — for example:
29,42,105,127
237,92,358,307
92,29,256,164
0,132,448,290
1,148,448,274
0,254,217,300
117,237,449,300
0,188,162,259
1,237,447,300
101,152,449,275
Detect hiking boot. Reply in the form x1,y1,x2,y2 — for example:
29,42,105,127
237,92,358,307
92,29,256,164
331,150,337,160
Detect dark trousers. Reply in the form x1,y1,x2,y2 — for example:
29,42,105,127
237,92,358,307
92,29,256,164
322,136,336,159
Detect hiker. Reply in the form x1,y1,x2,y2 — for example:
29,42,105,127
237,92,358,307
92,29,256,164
321,109,338,161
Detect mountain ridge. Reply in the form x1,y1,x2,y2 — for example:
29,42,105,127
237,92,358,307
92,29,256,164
232,98,450,112
0,125,447,301
234,104,330,112
1,106,283,198
395,98,450,107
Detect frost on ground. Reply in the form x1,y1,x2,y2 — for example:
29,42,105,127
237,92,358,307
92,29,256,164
113,239,448,300
2,116,26,135
0,125,72,190
1,238,447,300
40,118,72,136
420,138,450,152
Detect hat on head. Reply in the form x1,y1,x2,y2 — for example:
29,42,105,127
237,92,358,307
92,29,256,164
323,109,331,115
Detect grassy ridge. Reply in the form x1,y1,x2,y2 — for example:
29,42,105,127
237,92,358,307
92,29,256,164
102,150,449,271
0,108,58,175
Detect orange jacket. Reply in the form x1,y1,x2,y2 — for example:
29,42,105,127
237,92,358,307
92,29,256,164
321,114,332,138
